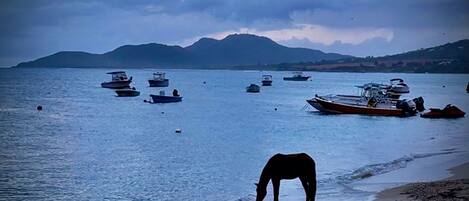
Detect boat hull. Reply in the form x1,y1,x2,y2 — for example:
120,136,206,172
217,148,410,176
262,80,272,86
307,97,405,116
150,95,182,103
115,89,140,97
246,85,260,93
283,76,310,81
101,81,131,89
148,79,169,87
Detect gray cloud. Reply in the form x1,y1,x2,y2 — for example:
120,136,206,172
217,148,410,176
0,0,468,66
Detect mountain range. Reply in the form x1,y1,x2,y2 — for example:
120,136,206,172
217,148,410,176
14,34,349,68
257,39,469,73
13,34,469,73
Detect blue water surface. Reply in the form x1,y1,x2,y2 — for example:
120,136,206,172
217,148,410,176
0,68,468,200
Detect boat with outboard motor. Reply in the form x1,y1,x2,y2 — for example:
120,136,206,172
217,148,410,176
261,75,273,86
357,78,410,99
307,85,424,116
149,90,182,103
101,71,132,89
283,72,310,81
148,72,169,87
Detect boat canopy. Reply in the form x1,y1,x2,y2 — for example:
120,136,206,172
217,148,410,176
262,75,272,80
110,72,128,81
107,71,126,74
152,72,166,80
390,78,404,82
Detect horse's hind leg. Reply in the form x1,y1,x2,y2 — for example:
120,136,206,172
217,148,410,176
308,174,317,201
299,176,310,201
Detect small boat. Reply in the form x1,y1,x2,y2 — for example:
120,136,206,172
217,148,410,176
150,90,182,103
357,78,410,99
307,86,421,116
421,105,465,118
115,87,140,97
150,95,182,103
466,82,469,93
388,78,410,94
148,72,169,87
262,75,273,86
246,84,260,93
101,71,132,89
283,72,310,81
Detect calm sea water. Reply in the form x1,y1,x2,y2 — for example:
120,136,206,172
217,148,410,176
0,68,468,200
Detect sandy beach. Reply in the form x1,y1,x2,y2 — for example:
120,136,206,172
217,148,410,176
375,162,469,201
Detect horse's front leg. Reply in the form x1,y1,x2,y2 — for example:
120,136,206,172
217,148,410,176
272,178,280,201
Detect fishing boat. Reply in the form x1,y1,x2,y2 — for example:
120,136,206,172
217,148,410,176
115,87,140,97
148,72,169,87
246,84,260,93
357,78,410,99
261,75,273,86
307,86,421,116
283,72,310,81
101,71,132,89
150,90,182,103
421,105,465,118
388,78,410,94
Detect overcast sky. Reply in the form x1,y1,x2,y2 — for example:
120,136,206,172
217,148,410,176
1,0,468,66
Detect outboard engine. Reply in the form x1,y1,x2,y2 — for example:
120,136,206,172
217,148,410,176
396,99,417,116
412,96,425,112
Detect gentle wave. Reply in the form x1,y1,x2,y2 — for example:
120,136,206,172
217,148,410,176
335,149,460,183
234,149,461,201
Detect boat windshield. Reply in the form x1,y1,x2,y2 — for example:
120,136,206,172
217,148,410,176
111,73,128,81
293,72,304,77
361,87,387,99
262,75,272,80
153,73,165,80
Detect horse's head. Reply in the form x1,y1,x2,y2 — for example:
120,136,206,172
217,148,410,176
255,183,266,201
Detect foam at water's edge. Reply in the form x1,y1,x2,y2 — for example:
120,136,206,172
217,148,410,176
335,150,461,184
234,150,461,201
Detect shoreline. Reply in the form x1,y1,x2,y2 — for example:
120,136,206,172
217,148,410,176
374,161,469,200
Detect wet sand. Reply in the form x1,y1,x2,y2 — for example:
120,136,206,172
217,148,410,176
375,162,469,201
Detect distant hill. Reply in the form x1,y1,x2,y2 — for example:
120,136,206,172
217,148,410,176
250,39,469,73
14,34,350,68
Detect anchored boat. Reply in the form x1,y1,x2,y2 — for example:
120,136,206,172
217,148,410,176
101,71,132,89
283,72,310,81
115,87,140,97
150,90,182,103
148,72,169,87
421,105,465,118
246,84,260,93
261,75,273,86
307,86,423,116
357,78,410,99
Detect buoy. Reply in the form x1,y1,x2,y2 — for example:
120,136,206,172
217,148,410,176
175,129,182,133
37,105,43,111
274,108,277,111
203,81,206,84
161,111,165,114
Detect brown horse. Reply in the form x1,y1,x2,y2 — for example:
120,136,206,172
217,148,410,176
255,153,316,201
